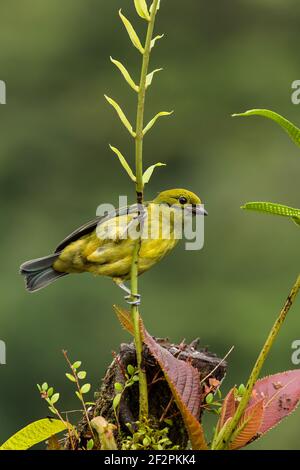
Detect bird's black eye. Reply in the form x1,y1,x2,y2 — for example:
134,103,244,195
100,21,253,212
179,196,188,205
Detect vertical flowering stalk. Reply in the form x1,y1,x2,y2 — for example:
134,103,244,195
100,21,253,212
105,0,172,420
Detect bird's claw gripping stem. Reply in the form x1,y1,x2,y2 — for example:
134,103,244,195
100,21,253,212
125,293,141,306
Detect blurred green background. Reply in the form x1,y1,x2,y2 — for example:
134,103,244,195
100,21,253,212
0,0,300,449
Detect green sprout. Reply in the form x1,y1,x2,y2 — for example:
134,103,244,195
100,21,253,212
106,0,172,422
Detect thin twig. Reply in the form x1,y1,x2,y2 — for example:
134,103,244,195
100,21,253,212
62,350,95,439
200,346,235,385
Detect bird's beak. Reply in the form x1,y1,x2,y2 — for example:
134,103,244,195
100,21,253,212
185,205,208,216
193,205,208,216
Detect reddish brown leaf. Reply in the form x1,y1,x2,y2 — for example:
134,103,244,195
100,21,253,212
113,304,134,335
209,378,220,388
113,306,208,450
229,399,264,450
249,370,300,436
217,388,237,433
143,330,208,450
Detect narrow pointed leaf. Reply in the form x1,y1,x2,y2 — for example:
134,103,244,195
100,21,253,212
242,202,300,227
110,57,139,92
232,109,300,147
0,419,67,450
119,10,145,54
150,0,161,13
109,145,136,182
146,68,163,88
143,163,166,184
229,399,264,450
150,34,164,49
113,304,134,334
104,95,136,137
143,111,173,135
134,0,150,21
216,388,237,433
113,306,208,450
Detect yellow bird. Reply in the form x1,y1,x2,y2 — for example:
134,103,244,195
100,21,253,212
20,188,207,302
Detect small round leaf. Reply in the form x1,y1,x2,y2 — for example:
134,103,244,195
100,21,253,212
77,371,87,380
80,383,91,394
72,361,82,369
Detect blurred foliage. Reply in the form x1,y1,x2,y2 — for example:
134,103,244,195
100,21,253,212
0,0,300,449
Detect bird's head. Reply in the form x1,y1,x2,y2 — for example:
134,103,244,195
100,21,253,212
153,188,208,216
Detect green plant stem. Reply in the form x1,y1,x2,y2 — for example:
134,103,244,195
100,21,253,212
62,350,94,439
212,274,300,450
130,0,160,421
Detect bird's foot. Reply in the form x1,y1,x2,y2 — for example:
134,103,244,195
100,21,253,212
115,281,141,306
125,293,141,306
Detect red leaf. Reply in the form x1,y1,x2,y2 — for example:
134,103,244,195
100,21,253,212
249,370,300,436
113,306,208,450
217,388,237,433
229,399,264,450
143,330,208,450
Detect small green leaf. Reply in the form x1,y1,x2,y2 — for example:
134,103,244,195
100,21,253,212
113,393,122,411
206,393,214,404
75,391,82,401
65,373,76,383
110,57,139,92
77,371,87,380
232,109,300,147
48,406,57,415
146,68,163,88
87,438,94,450
238,384,246,396
109,145,136,182
105,95,136,137
143,436,151,447
41,382,48,391
51,393,60,405
134,0,150,21
143,111,173,135
47,387,54,398
0,419,67,450
37,384,41,392
132,375,139,382
114,382,124,392
80,383,91,394
72,361,82,369
150,34,164,49
143,162,166,184
127,364,135,376
119,9,145,54
150,0,161,14
164,418,173,426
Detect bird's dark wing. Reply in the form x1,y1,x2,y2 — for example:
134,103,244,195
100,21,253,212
55,204,139,253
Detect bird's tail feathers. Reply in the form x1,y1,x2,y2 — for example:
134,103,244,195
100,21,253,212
20,253,67,292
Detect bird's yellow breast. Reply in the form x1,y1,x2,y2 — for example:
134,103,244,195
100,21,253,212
53,204,180,280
